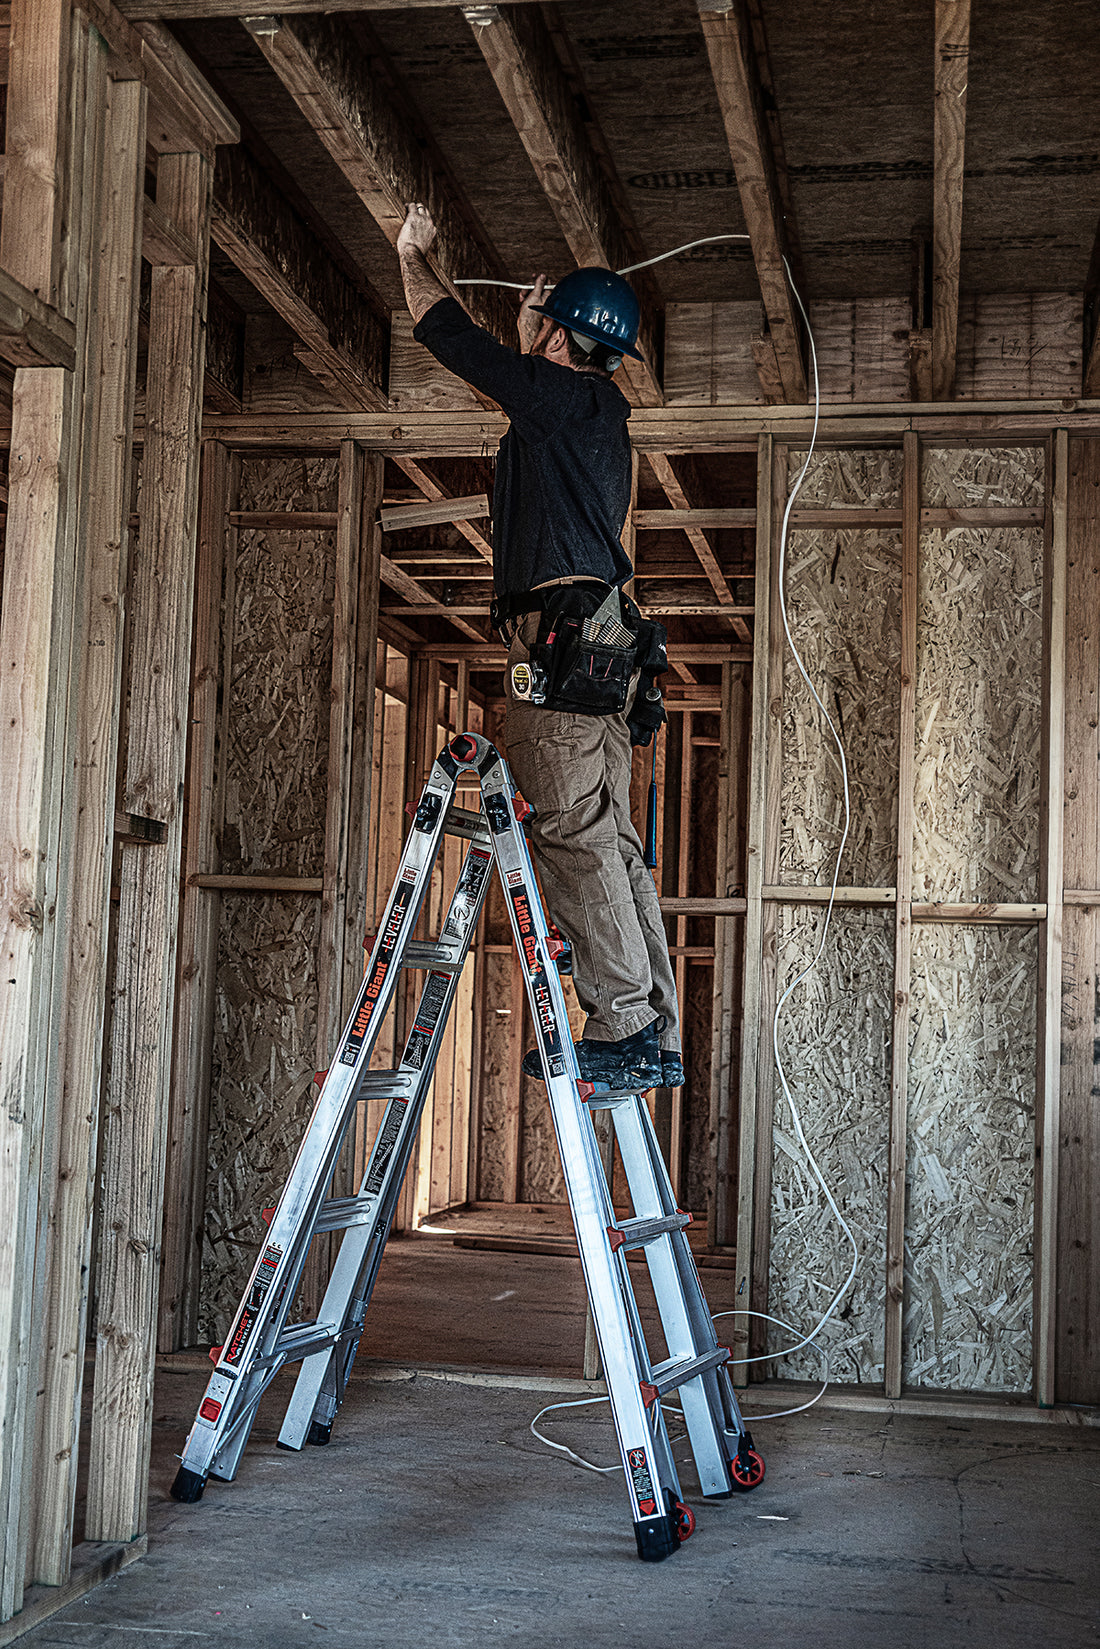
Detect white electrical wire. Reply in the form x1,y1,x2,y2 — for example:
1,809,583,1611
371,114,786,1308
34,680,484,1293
453,233,755,291
452,230,861,1467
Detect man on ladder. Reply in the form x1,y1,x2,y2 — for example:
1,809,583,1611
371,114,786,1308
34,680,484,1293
398,203,684,1094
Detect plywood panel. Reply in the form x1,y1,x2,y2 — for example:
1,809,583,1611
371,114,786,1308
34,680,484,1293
913,525,1043,901
220,525,335,877
954,294,1083,400
787,446,904,510
767,908,892,1382
904,925,1036,1394
780,449,902,888
200,894,322,1342
779,527,901,887
920,444,1044,508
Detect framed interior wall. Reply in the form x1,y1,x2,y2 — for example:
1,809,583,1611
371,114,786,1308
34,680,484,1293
734,429,1076,1402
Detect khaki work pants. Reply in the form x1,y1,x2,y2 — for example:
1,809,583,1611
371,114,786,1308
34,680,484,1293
503,619,680,1049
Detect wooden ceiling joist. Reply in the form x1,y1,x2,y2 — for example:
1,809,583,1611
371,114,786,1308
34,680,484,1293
242,12,515,347
77,7,238,157
211,143,388,411
696,0,807,404
380,557,484,643
932,0,971,401
464,4,664,409
646,454,751,643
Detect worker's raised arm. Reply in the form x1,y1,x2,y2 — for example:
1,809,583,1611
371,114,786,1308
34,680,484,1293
397,203,449,324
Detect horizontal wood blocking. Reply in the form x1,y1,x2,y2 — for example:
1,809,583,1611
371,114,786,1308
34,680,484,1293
379,494,489,533
192,874,324,893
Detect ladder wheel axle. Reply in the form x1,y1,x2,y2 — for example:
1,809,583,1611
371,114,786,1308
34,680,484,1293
729,1447,766,1491
170,1466,207,1503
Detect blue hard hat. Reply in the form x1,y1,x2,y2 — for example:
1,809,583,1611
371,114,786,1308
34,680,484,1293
531,267,644,361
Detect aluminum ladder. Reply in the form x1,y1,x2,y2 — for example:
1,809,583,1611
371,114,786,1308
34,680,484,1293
170,734,764,1561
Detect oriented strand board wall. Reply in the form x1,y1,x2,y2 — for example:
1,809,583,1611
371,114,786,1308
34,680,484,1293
914,449,1044,902
768,907,892,1382
199,455,338,1341
780,449,902,886
904,925,1036,1392
763,442,1046,1396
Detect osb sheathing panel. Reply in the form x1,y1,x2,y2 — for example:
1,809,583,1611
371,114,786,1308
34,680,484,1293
201,895,322,1342
768,908,891,1383
920,445,1045,509
904,926,1036,1394
913,547,1043,901
200,456,338,1335
781,449,902,887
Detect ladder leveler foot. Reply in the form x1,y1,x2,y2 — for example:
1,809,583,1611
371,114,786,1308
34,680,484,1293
307,1420,333,1446
170,1466,207,1503
634,1508,681,1563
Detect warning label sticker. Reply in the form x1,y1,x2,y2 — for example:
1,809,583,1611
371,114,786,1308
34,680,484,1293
365,1100,408,1194
418,970,451,1029
628,1447,656,1516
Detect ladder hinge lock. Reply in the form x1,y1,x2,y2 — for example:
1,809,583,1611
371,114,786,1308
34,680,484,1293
414,793,443,832
484,794,512,834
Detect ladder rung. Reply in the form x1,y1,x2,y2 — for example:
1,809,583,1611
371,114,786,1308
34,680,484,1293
444,803,488,841
582,1088,640,1109
356,1070,416,1098
607,1212,691,1252
401,940,463,973
313,1195,378,1234
648,1346,731,1397
265,1321,348,1365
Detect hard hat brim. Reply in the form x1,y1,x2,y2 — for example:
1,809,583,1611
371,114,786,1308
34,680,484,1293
529,303,646,362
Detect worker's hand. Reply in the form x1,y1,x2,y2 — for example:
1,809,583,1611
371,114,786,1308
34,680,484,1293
397,202,437,257
518,274,549,353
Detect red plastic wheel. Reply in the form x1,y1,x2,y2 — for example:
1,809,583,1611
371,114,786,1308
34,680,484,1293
673,1500,696,1540
729,1448,766,1491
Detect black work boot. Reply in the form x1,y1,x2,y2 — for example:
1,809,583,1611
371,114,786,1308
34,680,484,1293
576,1019,663,1089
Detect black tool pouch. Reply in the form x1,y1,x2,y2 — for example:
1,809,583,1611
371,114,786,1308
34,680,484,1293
529,585,637,715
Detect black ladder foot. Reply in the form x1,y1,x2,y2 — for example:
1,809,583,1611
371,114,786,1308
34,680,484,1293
307,1420,333,1446
634,1510,680,1562
170,1467,206,1503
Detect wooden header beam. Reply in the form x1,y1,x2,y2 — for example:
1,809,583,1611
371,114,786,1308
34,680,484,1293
932,0,971,400
211,142,388,411
79,6,238,156
117,0,544,14
697,1,806,404
243,12,515,347
464,4,663,408
198,399,1100,451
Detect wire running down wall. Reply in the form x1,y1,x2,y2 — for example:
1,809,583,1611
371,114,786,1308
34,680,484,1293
752,439,1050,1398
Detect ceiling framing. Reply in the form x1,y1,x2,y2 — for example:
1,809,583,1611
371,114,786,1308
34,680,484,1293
90,0,1100,653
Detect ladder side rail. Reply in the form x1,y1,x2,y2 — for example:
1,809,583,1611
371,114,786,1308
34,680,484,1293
174,753,463,1492
472,741,684,1546
278,838,496,1447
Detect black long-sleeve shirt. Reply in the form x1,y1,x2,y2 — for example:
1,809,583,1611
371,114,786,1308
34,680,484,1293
412,297,634,603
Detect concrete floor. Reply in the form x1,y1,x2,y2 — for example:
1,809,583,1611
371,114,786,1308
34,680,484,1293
16,1240,1100,1648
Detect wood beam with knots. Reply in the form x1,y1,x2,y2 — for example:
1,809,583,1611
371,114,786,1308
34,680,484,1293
932,0,971,401
242,11,515,348
463,3,664,408
211,143,388,411
696,0,806,404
